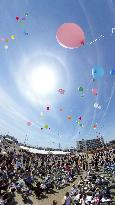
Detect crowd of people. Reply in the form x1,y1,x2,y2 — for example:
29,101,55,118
61,151,115,205
0,139,115,205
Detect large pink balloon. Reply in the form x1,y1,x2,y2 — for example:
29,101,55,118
56,23,85,49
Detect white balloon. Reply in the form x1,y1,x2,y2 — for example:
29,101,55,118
94,102,101,109
40,111,43,117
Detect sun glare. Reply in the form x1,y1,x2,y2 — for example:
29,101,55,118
28,66,57,94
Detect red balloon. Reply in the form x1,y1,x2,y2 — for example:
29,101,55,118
56,23,85,49
16,16,19,21
93,124,97,129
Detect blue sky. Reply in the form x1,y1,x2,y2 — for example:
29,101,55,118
0,0,115,148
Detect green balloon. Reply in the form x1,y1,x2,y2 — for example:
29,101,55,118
78,86,83,92
44,124,48,129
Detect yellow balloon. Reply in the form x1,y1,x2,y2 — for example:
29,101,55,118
44,124,48,129
11,35,15,40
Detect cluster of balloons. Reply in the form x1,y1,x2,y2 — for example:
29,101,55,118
16,12,29,35
76,116,84,127
24,21,115,137
0,35,15,49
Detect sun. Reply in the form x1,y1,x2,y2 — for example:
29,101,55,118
28,66,57,94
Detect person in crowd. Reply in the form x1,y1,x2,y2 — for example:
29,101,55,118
63,192,72,205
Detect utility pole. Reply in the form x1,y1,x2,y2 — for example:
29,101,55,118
58,131,61,150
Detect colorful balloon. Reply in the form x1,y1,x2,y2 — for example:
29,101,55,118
5,38,9,43
46,106,50,111
93,124,97,129
11,35,15,40
92,66,104,79
67,116,72,120
59,108,63,112
110,69,115,75
58,89,65,94
56,23,85,49
78,116,82,121
94,102,101,109
4,45,8,49
22,17,26,21
92,88,98,96
40,112,44,117
16,16,19,21
44,124,48,129
27,121,32,126
24,32,29,35
25,12,29,16
78,86,84,92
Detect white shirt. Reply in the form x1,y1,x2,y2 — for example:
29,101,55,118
80,198,85,205
74,194,80,201
85,195,92,202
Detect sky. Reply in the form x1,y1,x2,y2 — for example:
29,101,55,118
0,0,115,148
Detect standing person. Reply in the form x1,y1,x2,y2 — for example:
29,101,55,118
62,192,72,205
79,194,86,205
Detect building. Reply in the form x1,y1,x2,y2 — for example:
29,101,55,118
76,137,104,152
108,140,115,148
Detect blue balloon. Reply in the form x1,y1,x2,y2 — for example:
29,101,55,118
110,69,115,75
92,66,104,79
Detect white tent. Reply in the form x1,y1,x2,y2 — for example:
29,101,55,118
20,146,70,155
50,151,70,155
29,148,48,154
20,145,30,150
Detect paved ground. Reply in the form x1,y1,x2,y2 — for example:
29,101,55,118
12,175,81,205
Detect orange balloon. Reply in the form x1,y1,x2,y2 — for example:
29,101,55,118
67,116,72,120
